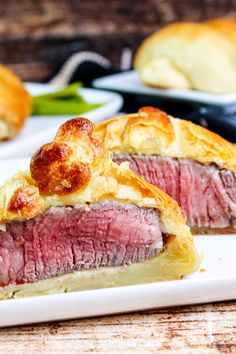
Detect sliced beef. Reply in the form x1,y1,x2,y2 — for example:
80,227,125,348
0,201,163,287
113,154,236,230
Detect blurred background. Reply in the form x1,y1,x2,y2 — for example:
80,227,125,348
1,0,236,83
0,0,236,146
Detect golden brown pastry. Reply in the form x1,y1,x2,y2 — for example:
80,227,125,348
134,22,236,93
94,106,236,233
0,117,199,299
0,64,32,140
207,18,236,46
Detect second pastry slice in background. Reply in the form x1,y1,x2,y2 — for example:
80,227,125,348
94,106,236,234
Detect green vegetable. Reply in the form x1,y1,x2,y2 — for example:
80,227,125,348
33,98,101,115
32,82,102,116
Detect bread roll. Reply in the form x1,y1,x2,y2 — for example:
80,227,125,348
134,22,236,93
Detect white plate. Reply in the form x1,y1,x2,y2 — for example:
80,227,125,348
93,71,236,106
0,158,236,327
0,84,123,159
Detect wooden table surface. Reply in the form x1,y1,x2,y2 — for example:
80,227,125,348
0,301,235,353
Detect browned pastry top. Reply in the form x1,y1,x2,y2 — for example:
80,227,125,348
94,106,236,173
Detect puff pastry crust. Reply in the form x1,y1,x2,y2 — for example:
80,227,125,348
0,65,32,140
134,22,236,93
0,117,200,297
94,106,236,173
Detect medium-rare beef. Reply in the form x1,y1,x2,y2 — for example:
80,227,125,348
113,155,236,230
0,201,163,287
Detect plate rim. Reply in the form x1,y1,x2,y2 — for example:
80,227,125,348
92,70,236,106
25,83,124,118
0,272,236,327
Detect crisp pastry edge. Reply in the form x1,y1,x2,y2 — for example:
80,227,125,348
93,107,236,173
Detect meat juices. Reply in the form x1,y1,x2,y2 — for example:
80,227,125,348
0,202,163,286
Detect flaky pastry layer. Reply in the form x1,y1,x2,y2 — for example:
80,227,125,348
0,65,32,140
94,106,236,173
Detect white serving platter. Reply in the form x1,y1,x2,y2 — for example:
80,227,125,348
0,84,123,160
93,71,236,106
0,158,236,327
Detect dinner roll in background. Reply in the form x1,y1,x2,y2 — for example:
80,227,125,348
0,64,32,141
134,21,236,93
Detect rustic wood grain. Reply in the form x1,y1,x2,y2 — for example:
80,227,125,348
0,0,236,81
0,301,235,353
